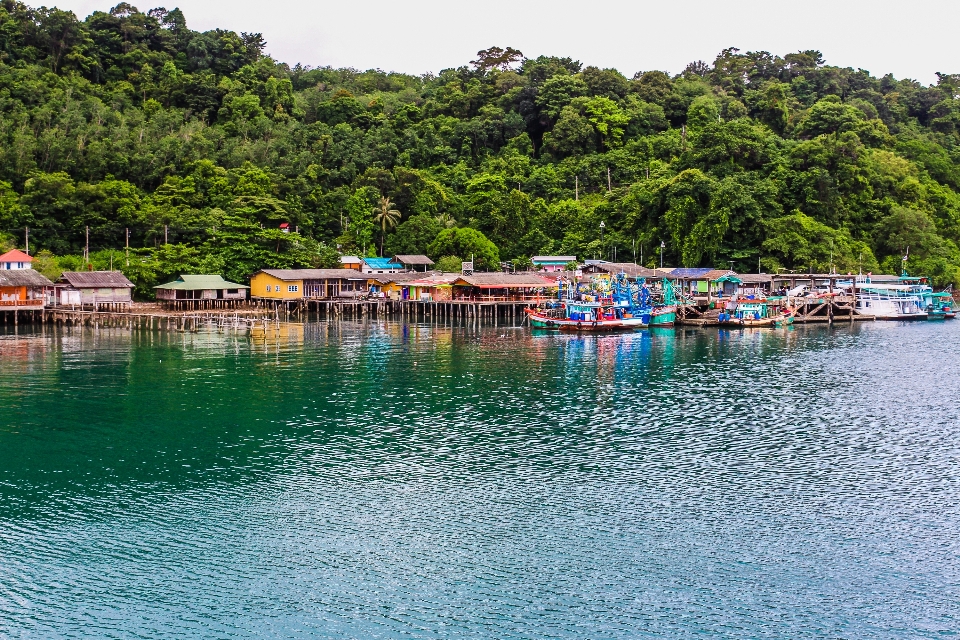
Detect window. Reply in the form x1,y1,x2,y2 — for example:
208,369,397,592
288,285,299,292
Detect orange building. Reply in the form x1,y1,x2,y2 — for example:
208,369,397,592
0,249,52,309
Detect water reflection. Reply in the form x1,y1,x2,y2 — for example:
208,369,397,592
0,320,958,638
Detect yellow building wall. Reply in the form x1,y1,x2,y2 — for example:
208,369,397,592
250,272,304,299
378,281,405,300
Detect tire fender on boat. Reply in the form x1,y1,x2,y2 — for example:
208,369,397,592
577,321,582,330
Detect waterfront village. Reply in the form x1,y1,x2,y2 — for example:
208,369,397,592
0,248,956,331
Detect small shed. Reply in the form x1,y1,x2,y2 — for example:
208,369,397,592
340,256,362,270
390,255,435,272
56,271,134,310
532,256,577,272
155,274,249,309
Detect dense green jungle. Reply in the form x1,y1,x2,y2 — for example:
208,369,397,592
2,1,960,296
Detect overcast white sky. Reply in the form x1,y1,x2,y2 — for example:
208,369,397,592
55,0,957,84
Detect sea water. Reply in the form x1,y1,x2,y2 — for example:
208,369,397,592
1,320,958,638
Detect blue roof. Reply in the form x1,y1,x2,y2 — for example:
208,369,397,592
669,267,714,277
363,257,396,269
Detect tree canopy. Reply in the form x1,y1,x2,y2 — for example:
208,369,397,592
1,3,959,290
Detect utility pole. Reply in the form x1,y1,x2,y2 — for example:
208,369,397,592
24,227,29,255
85,226,89,266
164,224,168,244
125,228,130,266
607,167,611,192
575,175,579,201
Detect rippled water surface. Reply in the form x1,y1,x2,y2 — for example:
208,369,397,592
1,320,959,638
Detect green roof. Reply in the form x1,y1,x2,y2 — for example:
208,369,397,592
154,274,249,290
713,274,743,284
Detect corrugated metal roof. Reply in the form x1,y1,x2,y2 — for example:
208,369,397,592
258,268,367,281
588,262,662,278
58,271,134,288
155,274,248,290
367,271,437,285
703,269,735,281
667,267,715,278
738,274,773,283
405,274,462,286
391,254,434,265
532,255,576,263
455,273,557,288
0,269,53,287
340,256,361,263
363,257,398,270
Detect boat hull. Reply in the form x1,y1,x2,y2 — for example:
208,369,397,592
620,317,649,329
720,317,776,328
649,306,676,327
527,311,629,332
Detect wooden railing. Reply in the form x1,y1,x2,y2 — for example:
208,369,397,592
0,299,44,307
452,295,549,302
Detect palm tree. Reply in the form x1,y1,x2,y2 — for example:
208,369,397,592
435,213,456,228
374,196,401,256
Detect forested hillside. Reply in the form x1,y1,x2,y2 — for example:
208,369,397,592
2,1,960,295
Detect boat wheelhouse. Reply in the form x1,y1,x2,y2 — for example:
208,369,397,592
854,275,927,320
718,297,793,328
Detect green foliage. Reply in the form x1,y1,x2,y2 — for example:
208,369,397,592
385,214,442,256
761,211,879,274
0,3,957,289
428,228,500,271
434,255,463,272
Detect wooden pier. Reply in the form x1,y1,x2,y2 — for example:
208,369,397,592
678,294,877,326
1,299,538,331
254,297,536,326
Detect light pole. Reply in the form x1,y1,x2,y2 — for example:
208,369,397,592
659,240,665,269
599,221,606,260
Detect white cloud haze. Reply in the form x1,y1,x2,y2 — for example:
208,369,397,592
52,0,958,84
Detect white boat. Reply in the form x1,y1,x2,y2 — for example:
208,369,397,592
854,278,927,320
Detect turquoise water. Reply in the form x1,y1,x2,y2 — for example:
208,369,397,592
1,320,958,638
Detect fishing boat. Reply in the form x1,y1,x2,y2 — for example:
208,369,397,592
526,277,631,331
526,300,628,332
648,279,678,327
608,274,678,327
718,297,793,328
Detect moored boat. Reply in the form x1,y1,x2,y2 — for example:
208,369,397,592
718,297,793,328
526,301,629,332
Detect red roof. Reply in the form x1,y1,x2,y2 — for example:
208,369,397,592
279,223,289,229
0,249,32,263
